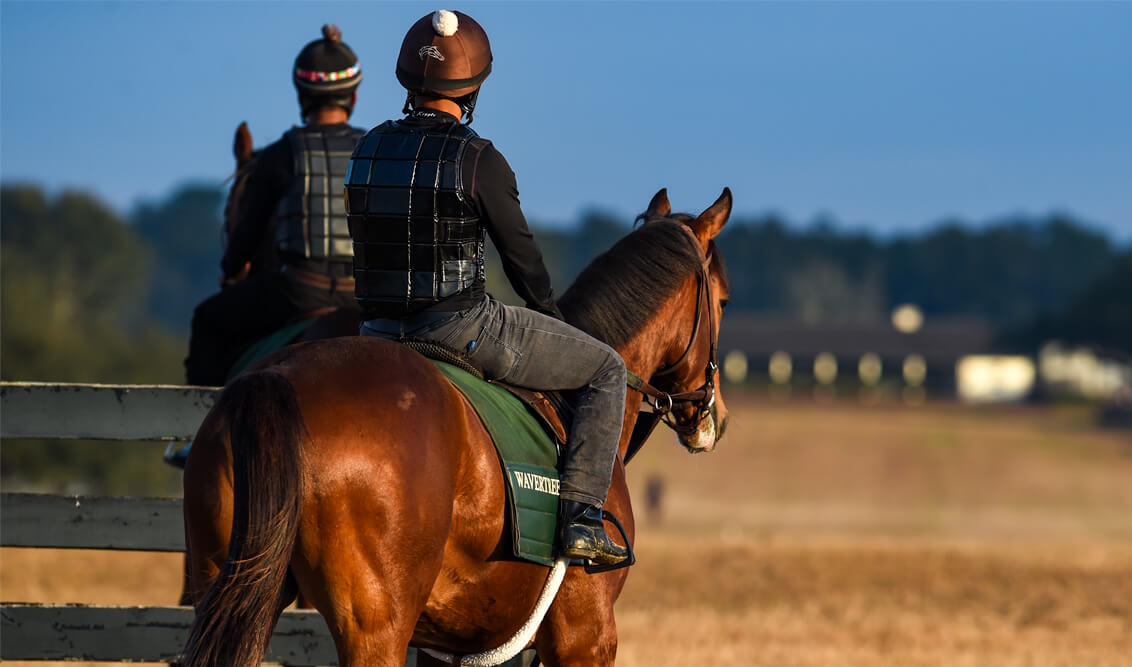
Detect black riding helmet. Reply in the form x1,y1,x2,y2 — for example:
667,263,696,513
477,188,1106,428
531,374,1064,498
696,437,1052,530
293,24,363,119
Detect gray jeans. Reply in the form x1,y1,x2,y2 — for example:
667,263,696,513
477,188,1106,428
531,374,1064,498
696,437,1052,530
361,296,626,506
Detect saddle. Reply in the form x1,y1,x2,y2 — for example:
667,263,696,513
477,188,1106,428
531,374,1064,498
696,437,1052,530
403,339,578,566
401,339,573,445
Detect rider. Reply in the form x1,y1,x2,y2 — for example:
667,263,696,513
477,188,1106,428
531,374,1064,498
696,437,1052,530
184,25,366,386
347,10,629,566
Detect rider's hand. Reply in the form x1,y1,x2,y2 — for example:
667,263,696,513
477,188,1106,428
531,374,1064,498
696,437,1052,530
219,262,252,288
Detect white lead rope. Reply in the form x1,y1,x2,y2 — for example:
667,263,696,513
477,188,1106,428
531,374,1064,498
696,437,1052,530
421,557,569,667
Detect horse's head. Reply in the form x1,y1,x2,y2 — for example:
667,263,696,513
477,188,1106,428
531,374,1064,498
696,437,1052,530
222,122,272,280
224,122,257,237
558,187,733,456
638,188,732,454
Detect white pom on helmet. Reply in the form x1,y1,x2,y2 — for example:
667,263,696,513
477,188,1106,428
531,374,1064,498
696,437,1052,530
432,10,459,37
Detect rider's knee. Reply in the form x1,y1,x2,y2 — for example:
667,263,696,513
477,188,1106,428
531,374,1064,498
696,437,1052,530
596,346,626,386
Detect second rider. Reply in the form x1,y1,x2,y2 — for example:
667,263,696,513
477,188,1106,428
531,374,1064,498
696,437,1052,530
185,25,365,386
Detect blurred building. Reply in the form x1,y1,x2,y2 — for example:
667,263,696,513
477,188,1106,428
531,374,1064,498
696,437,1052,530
718,314,998,398
1039,343,1131,400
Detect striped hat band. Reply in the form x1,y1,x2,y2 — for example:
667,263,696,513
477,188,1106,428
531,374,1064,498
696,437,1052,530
295,62,361,83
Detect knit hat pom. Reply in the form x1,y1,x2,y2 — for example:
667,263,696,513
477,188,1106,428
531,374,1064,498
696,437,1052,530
322,24,342,42
432,10,458,37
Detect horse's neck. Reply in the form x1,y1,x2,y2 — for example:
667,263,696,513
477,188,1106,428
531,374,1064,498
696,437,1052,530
612,278,698,460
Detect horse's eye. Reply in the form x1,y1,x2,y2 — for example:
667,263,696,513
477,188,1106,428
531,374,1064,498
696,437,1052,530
719,299,729,311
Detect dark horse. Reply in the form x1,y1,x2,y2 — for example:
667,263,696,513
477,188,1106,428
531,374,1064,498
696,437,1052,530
181,188,733,666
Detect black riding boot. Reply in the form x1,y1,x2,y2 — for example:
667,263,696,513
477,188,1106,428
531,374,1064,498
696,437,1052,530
558,500,629,566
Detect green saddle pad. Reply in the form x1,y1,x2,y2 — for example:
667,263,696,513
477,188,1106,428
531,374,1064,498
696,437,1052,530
226,319,318,382
430,360,559,567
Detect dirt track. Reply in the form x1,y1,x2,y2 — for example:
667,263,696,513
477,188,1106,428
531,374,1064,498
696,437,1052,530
617,535,1131,666
615,396,1132,666
3,397,1131,665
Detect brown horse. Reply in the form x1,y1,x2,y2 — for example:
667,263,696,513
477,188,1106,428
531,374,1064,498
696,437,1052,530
181,187,733,666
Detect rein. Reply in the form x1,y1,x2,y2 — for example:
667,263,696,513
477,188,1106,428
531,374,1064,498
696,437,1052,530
623,247,719,464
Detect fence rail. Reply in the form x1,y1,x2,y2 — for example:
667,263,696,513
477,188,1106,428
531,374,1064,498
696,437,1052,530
1,493,184,551
0,488,342,665
0,381,360,664
1,381,220,440
1,603,337,664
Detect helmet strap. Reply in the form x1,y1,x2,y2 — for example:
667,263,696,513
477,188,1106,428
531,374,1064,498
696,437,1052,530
457,89,480,125
404,90,478,124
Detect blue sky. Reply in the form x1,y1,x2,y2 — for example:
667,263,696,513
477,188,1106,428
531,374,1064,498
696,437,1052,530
2,1,1130,240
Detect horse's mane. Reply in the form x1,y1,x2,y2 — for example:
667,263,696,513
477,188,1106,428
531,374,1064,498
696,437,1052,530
558,215,715,348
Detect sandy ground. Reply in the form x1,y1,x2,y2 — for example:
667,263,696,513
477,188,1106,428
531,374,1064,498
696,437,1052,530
615,396,1132,666
3,396,1131,665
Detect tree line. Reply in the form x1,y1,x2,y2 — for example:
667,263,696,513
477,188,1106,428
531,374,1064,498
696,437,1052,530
3,181,1127,387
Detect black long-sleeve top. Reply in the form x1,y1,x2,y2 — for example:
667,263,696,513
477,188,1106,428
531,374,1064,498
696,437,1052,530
376,110,563,319
221,122,357,280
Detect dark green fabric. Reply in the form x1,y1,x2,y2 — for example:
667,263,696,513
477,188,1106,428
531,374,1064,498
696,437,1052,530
225,318,317,382
430,360,559,566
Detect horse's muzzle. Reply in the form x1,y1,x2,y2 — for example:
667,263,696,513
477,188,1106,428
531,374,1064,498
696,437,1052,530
679,412,717,453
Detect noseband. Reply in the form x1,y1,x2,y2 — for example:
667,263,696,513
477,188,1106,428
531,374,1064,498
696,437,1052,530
624,246,719,463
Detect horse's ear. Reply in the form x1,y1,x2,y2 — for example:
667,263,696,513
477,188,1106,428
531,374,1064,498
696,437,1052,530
234,122,254,167
693,187,732,243
645,188,671,219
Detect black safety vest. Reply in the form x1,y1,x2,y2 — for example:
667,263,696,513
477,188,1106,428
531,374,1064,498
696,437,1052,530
274,125,365,262
345,119,484,316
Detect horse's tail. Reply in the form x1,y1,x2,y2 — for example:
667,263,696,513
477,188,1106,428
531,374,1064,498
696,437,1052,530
182,371,304,667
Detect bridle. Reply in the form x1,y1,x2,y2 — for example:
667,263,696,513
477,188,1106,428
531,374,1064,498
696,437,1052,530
624,240,720,463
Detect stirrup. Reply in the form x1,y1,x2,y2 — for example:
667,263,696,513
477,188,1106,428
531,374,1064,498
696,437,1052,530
559,507,633,575
163,441,192,469
576,509,636,574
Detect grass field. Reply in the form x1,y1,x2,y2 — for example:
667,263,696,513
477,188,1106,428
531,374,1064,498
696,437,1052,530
3,394,1131,665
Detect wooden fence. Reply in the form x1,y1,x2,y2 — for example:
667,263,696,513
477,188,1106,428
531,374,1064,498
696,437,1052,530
0,382,533,666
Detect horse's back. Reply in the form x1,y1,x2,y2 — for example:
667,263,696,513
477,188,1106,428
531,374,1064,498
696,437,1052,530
263,336,478,470
265,335,441,395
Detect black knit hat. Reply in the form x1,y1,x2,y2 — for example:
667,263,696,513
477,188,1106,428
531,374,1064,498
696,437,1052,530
293,24,363,116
